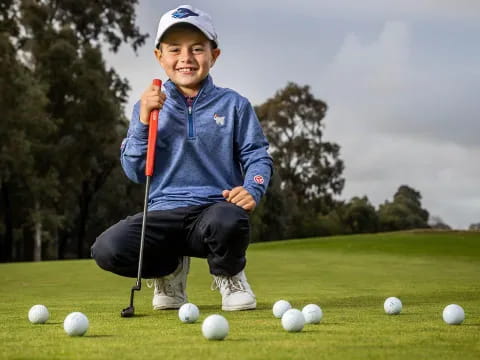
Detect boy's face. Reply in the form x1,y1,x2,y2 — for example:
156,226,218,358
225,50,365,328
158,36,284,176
155,28,220,96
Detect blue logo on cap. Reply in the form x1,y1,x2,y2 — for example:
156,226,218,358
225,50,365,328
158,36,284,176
172,8,199,19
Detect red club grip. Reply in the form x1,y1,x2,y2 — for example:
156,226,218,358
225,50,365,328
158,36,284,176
145,78,162,176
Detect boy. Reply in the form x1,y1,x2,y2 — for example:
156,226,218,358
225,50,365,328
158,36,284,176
91,5,272,311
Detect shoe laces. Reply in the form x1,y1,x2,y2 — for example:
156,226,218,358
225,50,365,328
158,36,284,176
147,278,175,297
211,276,246,295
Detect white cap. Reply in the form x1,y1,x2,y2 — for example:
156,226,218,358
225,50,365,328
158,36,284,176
155,5,218,48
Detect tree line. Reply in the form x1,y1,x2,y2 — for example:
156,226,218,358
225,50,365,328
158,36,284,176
1,0,146,262
0,1,470,263
250,84,431,241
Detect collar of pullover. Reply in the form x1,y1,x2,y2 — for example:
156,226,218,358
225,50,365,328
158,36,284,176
163,75,214,103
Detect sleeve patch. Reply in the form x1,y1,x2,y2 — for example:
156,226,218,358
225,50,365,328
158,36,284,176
254,175,264,184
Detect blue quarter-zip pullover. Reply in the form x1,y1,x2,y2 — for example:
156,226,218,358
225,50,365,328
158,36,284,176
120,75,273,211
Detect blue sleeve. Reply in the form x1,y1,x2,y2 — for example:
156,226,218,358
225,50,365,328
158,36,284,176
120,101,149,184
235,99,274,204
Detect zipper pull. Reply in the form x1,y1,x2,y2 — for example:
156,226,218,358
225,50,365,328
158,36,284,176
188,106,192,114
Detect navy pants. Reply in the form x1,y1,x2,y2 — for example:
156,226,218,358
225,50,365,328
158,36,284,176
91,202,250,278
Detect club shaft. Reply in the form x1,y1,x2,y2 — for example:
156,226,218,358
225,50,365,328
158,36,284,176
123,78,161,317
135,175,151,289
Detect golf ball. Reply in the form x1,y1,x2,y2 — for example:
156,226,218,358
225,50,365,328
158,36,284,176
273,300,291,318
63,312,89,336
384,297,402,315
281,308,305,332
28,304,49,324
202,314,229,340
443,304,465,325
302,304,323,324
178,303,200,323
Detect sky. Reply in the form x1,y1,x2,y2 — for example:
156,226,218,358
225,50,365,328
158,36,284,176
104,0,480,229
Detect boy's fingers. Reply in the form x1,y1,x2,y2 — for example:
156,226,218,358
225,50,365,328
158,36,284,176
227,187,244,202
235,198,251,208
224,187,256,211
152,92,166,105
238,200,256,212
243,203,255,212
230,191,251,205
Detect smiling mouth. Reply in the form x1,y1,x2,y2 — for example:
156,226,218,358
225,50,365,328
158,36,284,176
177,67,197,73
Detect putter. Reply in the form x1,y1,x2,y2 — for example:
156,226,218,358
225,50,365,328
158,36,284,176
121,78,162,317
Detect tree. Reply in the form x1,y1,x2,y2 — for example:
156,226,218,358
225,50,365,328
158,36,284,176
255,83,345,238
1,0,146,261
0,21,57,261
377,185,429,231
250,172,290,242
343,196,378,234
316,206,347,236
469,223,480,231
256,83,344,208
428,216,451,230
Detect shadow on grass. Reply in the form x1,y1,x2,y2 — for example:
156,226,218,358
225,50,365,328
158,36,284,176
255,303,273,311
391,313,420,316
226,332,308,342
195,303,272,312
120,314,149,318
197,305,223,311
86,334,114,338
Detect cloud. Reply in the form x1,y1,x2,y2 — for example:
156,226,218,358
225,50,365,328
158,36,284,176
321,20,480,147
239,0,480,21
320,20,479,228
323,21,410,99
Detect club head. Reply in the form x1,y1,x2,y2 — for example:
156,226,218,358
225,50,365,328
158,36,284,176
121,306,135,318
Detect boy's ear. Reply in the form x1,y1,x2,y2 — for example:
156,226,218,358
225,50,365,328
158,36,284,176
154,48,163,64
211,48,221,67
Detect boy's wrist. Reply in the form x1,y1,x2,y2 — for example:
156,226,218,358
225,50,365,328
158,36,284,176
140,105,152,125
131,114,149,139
139,114,149,125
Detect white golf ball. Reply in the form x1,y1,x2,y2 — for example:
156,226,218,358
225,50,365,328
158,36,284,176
63,312,89,336
302,304,323,324
384,297,402,315
281,308,305,332
273,300,291,318
443,304,465,325
28,304,49,324
178,303,200,323
202,314,229,340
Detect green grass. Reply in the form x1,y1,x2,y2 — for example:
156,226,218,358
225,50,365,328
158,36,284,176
1,231,479,359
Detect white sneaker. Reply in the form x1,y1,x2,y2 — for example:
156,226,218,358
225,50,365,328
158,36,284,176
212,270,256,311
148,257,190,310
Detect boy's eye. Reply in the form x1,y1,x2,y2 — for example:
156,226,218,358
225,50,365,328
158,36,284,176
168,48,180,53
193,47,204,53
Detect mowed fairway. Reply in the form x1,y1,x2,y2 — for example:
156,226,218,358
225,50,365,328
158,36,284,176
1,231,479,360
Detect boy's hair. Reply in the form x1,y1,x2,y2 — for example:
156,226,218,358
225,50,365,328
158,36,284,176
156,23,218,51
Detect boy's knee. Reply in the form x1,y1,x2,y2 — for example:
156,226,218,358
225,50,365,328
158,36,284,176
207,202,249,235
91,221,131,273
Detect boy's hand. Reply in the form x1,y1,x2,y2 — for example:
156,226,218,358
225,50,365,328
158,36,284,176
140,83,166,125
222,186,256,212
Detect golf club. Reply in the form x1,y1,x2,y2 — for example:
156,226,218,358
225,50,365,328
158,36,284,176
121,78,162,317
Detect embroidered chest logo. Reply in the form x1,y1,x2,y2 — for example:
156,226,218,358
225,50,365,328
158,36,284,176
214,113,225,126
254,175,264,184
